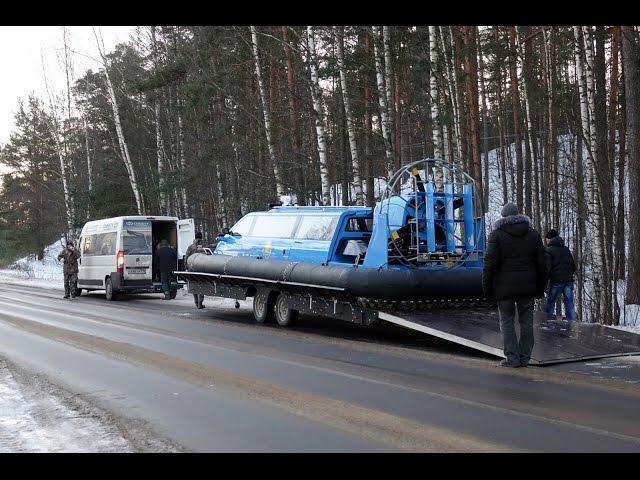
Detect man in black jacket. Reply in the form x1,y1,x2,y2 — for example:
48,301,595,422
156,239,177,300
482,203,548,367
544,229,577,321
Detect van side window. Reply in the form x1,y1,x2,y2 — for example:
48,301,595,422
230,215,254,236
251,215,297,238
97,232,117,256
82,235,95,256
295,216,337,241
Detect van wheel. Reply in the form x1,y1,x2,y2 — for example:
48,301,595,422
105,278,118,301
75,288,83,297
274,294,298,327
253,290,275,324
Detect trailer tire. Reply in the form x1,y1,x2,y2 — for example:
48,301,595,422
253,290,275,324
105,277,119,301
274,294,298,327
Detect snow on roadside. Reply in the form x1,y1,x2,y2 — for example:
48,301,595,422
0,359,133,452
0,238,64,290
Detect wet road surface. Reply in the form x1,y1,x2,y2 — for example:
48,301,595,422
0,283,639,452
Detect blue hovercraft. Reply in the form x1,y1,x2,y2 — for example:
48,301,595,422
177,159,486,327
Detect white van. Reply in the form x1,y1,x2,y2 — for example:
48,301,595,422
77,216,195,300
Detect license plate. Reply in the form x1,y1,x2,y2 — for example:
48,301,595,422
127,267,147,274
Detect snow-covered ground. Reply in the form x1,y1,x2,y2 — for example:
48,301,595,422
0,359,134,452
0,238,64,290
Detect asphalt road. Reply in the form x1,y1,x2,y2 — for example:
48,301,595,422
0,282,639,452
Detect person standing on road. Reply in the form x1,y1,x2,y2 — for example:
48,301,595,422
157,239,177,300
57,241,80,299
482,203,548,368
544,229,577,321
185,231,206,309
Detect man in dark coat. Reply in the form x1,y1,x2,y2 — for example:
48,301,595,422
57,241,80,299
156,239,177,299
482,203,548,367
185,231,206,309
544,229,577,321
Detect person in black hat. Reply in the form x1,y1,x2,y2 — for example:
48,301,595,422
482,203,548,367
544,229,577,321
185,231,206,309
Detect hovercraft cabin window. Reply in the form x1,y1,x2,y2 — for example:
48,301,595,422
230,215,254,236
294,216,337,241
251,215,297,238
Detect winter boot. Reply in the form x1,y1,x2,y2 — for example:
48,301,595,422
63,295,70,299
499,359,520,368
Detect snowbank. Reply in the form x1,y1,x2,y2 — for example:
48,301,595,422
0,360,133,452
0,238,65,290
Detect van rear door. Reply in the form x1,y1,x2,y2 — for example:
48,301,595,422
177,219,195,270
122,219,153,283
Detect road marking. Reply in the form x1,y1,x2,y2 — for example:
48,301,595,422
0,313,520,452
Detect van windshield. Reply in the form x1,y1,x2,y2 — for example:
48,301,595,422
123,220,153,255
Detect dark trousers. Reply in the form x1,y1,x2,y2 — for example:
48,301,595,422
193,293,204,306
160,271,172,295
64,272,77,296
497,297,535,366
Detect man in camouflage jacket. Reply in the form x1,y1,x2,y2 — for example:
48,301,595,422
58,241,81,299
185,231,206,309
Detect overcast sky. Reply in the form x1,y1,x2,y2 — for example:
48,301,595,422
0,26,135,149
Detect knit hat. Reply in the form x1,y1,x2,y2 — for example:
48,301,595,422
545,229,559,239
195,231,203,240
501,202,519,217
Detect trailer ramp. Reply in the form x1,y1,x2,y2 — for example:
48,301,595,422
378,308,640,365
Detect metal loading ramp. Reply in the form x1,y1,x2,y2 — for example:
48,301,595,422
378,308,640,365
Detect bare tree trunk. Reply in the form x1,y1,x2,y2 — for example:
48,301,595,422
462,26,483,210
477,31,490,209
336,27,364,205
306,26,331,205
508,26,524,212
93,28,144,214
439,26,462,163
372,26,394,179
250,26,284,199
282,26,306,206
363,32,375,206
177,101,188,216
622,26,640,304
83,114,92,219
518,28,539,227
429,26,443,162
383,26,395,169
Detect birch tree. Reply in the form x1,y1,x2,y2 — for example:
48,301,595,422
336,27,363,205
372,26,394,179
622,26,640,304
93,27,144,214
306,26,331,205
429,26,443,161
249,26,285,200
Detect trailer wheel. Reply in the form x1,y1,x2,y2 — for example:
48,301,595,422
253,290,275,323
274,294,298,327
105,277,118,301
